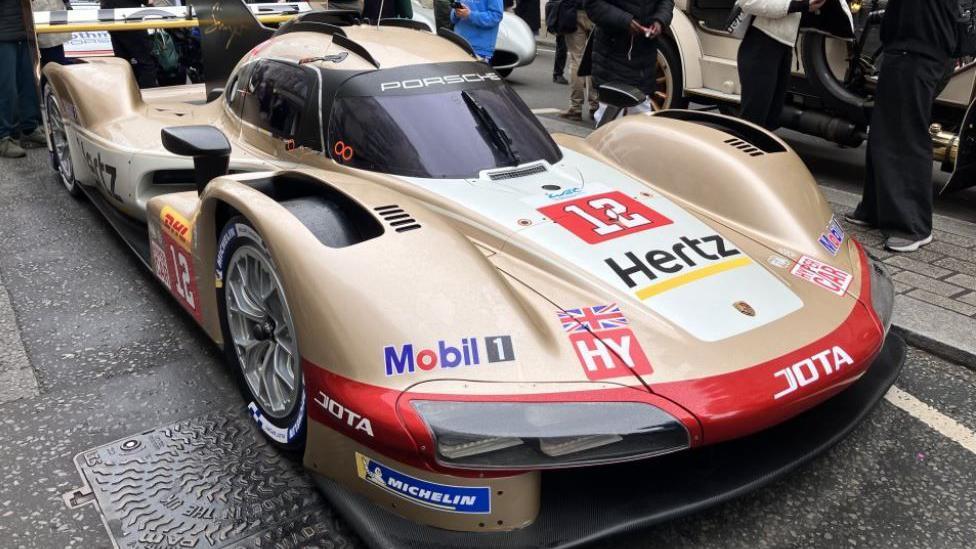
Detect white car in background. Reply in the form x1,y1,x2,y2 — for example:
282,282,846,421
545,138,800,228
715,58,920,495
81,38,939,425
59,0,537,78
411,0,537,76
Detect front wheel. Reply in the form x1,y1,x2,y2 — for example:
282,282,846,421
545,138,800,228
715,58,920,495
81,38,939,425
652,38,688,111
217,217,306,451
44,88,81,198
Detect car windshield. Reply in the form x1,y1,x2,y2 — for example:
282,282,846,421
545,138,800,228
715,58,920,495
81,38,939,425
327,63,562,178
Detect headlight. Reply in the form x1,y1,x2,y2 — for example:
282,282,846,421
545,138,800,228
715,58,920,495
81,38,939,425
412,401,690,470
868,254,894,333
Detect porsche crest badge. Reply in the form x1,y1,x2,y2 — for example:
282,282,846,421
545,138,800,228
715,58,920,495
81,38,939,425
733,301,756,317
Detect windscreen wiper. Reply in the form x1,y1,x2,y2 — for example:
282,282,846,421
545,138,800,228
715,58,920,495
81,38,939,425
461,90,520,166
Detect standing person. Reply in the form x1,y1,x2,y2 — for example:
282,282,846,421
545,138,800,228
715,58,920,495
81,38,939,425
848,0,959,252
451,0,504,62
100,0,158,88
584,0,673,124
736,0,825,130
515,0,541,35
363,0,413,21
545,0,573,83
32,0,71,65
559,1,598,120
0,0,45,158
553,34,568,83
434,0,454,31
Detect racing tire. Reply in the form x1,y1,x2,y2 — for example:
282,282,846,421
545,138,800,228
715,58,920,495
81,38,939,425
653,38,688,111
216,217,307,451
43,87,81,198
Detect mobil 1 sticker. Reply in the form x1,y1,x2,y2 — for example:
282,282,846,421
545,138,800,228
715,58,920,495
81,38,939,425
485,335,514,363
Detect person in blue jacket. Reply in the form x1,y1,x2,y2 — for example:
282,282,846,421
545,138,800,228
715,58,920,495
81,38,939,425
451,0,504,62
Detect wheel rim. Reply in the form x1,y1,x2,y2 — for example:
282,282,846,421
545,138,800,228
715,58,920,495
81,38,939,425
651,50,674,112
225,244,300,419
45,95,74,189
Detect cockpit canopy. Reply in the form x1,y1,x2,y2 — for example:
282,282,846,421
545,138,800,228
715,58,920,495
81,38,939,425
223,60,562,178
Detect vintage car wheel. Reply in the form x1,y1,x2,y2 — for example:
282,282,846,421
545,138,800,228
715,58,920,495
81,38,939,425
217,217,306,450
653,38,688,111
44,89,81,198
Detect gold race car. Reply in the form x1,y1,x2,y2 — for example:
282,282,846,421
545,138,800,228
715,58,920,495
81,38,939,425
38,0,904,545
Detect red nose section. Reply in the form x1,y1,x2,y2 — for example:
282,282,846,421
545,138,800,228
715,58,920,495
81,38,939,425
651,252,885,445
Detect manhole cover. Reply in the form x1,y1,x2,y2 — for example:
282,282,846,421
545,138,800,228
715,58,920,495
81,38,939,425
72,412,355,548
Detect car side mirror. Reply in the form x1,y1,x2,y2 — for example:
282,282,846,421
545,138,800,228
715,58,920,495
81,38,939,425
596,82,646,128
161,125,231,195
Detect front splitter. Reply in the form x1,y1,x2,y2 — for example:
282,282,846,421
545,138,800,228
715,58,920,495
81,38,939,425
314,334,906,549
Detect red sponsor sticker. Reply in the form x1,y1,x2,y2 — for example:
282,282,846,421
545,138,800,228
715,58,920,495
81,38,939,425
568,328,653,380
790,255,852,296
161,230,202,320
558,304,652,380
538,191,673,244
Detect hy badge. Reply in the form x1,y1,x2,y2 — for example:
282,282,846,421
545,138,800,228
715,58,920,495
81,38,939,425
356,453,491,513
557,304,653,380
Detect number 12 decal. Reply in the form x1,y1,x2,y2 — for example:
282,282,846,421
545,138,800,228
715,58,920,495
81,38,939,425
538,191,673,244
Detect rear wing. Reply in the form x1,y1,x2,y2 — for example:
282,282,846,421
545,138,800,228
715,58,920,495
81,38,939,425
28,0,363,93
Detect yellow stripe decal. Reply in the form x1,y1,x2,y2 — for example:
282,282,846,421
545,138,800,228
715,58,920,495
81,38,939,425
635,256,753,300
34,14,295,34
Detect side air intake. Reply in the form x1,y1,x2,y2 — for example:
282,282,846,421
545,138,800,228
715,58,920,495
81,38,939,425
374,205,421,233
724,137,765,157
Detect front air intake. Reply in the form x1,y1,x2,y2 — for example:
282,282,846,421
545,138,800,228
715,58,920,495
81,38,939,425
487,164,547,181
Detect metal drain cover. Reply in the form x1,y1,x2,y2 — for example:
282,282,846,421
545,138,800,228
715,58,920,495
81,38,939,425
72,412,354,548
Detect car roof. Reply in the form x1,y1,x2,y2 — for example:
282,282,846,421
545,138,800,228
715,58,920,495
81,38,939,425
246,26,475,71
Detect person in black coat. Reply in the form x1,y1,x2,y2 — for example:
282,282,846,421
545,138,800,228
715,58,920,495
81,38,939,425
848,0,959,252
101,0,158,88
583,0,673,123
515,0,541,34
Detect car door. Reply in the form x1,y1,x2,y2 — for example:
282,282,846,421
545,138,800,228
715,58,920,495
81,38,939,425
238,59,321,168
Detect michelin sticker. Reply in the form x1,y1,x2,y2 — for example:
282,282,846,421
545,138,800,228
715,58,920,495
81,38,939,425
216,223,264,287
355,453,491,514
247,390,305,444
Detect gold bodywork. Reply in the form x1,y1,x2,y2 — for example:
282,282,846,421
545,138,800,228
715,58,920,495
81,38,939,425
43,25,877,531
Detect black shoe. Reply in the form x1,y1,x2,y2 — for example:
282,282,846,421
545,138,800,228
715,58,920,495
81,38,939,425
558,111,583,121
843,212,874,228
553,75,569,85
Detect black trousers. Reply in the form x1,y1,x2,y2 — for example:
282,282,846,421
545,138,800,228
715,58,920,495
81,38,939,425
737,26,792,130
554,34,567,77
109,30,158,88
855,51,947,240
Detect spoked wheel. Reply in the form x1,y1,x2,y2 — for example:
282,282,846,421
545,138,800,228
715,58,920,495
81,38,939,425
44,89,81,197
652,38,688,111
218,217,306,450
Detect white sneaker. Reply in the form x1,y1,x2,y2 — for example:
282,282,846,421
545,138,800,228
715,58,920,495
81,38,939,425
884,234,933,253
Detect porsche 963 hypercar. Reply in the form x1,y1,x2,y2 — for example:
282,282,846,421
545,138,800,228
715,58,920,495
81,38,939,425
38,1,904,545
